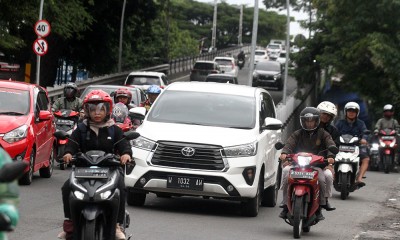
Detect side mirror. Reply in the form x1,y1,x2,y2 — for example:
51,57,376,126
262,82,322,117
54,130,70,140
275,142,284,150
123,131,141,141
39,110,52,121
0,161,28,183
110,91,116,97
129,107,146,120
328,145,339,154
262,117,283,131
364,130,371,135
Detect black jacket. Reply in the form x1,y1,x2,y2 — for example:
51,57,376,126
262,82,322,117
65,124,132,157
321,123,341,147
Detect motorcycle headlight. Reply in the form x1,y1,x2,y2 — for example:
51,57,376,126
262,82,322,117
390,141,396,148
100,190,112,200
74,191,84,200
132,136,156,151
224,142,257,157
3,125,28,143
380,141,386,147
298,156,312,166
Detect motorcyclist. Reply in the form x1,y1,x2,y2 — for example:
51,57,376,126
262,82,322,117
113,87,141,129
374,104,400,134
52,83,83,112
237,50,245,61
140,85,161,113
317,101,340,211
57,90,132,240
279,107,336,220
0,149,20,240
335,101,369,187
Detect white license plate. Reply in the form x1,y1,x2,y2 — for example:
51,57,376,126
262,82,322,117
290,170,314,179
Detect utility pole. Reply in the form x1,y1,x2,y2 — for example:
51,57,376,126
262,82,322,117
211,0,218,50
238,5,243,46
282,0,290,104
118,0,127,73
35,0,45,85
248,0,259,86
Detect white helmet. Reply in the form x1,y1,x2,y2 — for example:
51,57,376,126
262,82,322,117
383,104,394,111
344,101,360,117
317,101,337,119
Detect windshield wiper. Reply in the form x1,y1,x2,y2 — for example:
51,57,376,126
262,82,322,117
228,126,252,129
0,111,24,115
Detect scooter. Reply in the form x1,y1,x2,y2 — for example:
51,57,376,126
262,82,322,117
112,103,132,132
53,109,80,170
378,128,397,173
237,59,245,70
334,134,360,200
54,131,140,240
369,140,380,171
275,143,338,239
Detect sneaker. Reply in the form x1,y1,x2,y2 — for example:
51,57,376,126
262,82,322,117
116,223,126,240
57,231,66,239
279,205,288,219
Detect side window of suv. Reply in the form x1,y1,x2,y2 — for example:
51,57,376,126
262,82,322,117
259,94,268,127
262,92,276,118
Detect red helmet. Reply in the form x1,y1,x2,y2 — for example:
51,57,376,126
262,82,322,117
83,90,113,118
114,88,132,104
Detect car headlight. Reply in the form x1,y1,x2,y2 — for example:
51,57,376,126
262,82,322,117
3,125,28,143
224,142,257,157
132,136,156,151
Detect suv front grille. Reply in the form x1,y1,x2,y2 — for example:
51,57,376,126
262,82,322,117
151,141,225,170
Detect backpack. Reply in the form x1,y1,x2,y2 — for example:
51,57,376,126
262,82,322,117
77,123,115,153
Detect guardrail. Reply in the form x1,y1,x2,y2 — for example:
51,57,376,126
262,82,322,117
47,45,251,101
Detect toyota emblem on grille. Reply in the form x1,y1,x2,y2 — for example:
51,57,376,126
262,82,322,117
181,147,195,157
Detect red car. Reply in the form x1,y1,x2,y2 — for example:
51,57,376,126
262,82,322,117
0,80,56,185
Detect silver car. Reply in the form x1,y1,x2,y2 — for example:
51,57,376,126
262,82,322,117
190,61,221,82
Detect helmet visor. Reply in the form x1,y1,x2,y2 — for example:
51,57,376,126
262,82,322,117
300,114,320,131
64,87,76,98
85,102,109,115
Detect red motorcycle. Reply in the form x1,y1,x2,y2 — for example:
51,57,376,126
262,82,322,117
53,109,79,170
378,128,397,173
276,144,338,239
112,103,132,132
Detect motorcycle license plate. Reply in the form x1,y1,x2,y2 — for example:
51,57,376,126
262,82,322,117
56,119,75,125
290,170,314,179
75,167,109,179
339,145,356,152
382,136,395,140
167,175,204,191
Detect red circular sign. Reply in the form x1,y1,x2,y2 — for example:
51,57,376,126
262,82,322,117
34,20,51,38
33,38,49,56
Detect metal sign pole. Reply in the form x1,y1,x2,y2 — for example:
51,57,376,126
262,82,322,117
248,0,259,86
282,0,290,104
36,0,45,86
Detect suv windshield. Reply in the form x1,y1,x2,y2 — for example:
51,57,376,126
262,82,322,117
214,59,232,66
255,51,266,56
0,88,29,115
147,90,255,129
193,62,214,70
126,76,160,85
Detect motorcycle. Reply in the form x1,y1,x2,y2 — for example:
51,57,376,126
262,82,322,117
334,134,361,200
378,128,397,173
54,130,140,240
275,143,338,239
369,139,380,171
237,59,245,70
0,161,27,240
112,103,132,132
53,109,80,170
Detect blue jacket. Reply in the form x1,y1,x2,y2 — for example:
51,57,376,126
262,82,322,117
335,119,367,140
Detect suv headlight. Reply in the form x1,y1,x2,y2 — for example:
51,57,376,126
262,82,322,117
3,125,28,143
224,142,258,157
132,136,156,151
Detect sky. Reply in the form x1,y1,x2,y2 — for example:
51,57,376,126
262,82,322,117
195,0,310,38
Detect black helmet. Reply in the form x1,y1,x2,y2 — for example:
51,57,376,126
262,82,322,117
300,107,320,131
64,83,78,99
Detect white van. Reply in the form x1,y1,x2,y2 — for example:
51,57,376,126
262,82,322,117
125,82,283,217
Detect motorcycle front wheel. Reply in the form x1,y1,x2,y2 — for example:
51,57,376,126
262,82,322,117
340,172,349,200
293,195,304,239
81,218,104,240
383,155,392,174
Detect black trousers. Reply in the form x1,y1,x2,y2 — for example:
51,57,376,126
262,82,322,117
61,169,126,223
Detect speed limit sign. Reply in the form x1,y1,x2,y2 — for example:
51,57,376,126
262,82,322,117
34,20,51,38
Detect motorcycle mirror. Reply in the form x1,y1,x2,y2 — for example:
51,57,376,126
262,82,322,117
123,131,141,141
328,145,339,154
275,142,284,150
0,161,28,183
54,131,69,140
364,129,371,135
110,91,115,97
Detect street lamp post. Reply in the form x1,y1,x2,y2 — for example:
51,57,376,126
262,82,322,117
282,0,290,104
248,0,259,86
118,0,127,73
35,0,45,85
211,0,218,50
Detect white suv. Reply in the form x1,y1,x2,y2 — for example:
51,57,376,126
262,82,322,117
125,82,283,217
